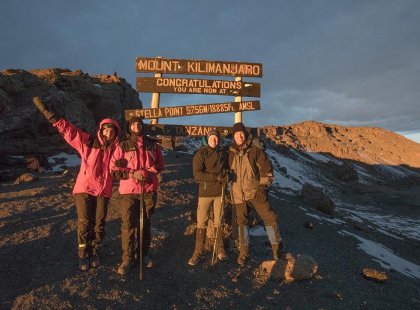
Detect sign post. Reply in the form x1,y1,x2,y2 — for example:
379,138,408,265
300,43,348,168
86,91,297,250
235,76,242,123
150,73,161,125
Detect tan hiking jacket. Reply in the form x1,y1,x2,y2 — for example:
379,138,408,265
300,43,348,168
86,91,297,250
228,137,273,204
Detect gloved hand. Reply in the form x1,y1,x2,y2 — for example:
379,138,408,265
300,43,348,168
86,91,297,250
254,185,267,203
217,171,230,184
114,159,128,168
132,170,148,181
32,97,57,124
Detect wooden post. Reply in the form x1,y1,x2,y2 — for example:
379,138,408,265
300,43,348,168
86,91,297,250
234,76,242,124
150,72,161,125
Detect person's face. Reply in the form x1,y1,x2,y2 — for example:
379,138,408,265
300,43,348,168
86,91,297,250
102,127,116,141
207,135,220,148
130,122,143,133
234,131,246,146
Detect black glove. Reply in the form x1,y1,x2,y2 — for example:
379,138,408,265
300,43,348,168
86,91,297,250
254,185,267,203
132,170,148,181
32,97,57,124
114,159,128,168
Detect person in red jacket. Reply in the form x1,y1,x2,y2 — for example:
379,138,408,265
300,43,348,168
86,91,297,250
110,116,164,276
32,97,121,271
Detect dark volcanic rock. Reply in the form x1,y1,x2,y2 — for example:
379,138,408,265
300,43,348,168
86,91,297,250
301,182,335,215
327,161,359,182
0,68,141,155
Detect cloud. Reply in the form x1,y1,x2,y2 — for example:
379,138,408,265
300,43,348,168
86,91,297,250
1,0,419,135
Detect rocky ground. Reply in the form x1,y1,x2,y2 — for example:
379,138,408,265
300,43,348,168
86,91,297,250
1,149,419,310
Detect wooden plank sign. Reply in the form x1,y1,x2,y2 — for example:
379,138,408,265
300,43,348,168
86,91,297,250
136,57,263,77
136,77,260,97
125,101,260,120
144,124,257,137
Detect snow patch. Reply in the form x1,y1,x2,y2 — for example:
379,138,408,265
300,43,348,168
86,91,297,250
249,225,267,237
337,203,420,241
305,212,346,224
48,152,80,172
306,152,342,165
340,230,420,279
267,149,308,192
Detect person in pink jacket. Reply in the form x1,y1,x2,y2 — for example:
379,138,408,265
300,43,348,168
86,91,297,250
32,97,121,271
110,116,164,276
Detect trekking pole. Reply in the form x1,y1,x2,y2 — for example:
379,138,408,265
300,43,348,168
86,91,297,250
211,181,226,266
139,179,145,280
228,179,238,249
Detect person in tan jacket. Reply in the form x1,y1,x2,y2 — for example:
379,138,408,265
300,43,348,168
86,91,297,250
228,122,281,267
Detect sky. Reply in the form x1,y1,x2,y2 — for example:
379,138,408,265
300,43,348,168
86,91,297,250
1,0,419,142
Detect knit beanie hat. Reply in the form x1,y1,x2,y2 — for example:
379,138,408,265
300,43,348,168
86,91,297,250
127,116,144,136
128,116,144,127
207,129,220,140
231,122,247,138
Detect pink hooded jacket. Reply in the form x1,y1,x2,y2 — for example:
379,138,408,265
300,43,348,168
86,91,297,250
53,118,121,198
110,134,164,194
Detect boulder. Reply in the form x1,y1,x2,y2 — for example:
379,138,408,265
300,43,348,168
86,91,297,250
301,183,335,215
14,172,39,184
327,161,359,182
260,253,318,282
362,268,388,283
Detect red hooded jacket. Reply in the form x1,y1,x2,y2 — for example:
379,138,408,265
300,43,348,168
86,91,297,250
53,118,121,197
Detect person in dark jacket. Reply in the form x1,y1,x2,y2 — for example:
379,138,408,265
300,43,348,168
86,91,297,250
228,122,281,267
32,97,121,271
110,117,164,276
188,129,229,266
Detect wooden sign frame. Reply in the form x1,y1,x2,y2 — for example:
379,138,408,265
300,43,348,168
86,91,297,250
136,77,260,97
144,124,257,137
136,57,262,77
125,101,260,120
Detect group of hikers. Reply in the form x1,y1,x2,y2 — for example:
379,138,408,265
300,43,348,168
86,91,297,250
32,96,282,276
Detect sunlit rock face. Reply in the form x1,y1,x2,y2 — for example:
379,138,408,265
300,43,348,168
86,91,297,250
0,68,141,155
261,122,420,168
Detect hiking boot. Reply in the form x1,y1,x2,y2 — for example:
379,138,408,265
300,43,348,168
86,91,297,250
79,257,90,271
117,261,134,276
187,228,206,266
90,255,100,268
266,224,282,260
237,246,248,267
237,225,249,267
144,256,153,268
217,247,228,262
188,253,203,266
272,244,280,260
214,227,228,262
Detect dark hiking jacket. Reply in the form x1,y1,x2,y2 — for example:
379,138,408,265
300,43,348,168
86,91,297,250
193,145,228,197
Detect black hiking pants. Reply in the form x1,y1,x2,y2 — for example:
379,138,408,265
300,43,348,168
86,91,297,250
120,192,157,263
234,198,278,227
75,193,109,258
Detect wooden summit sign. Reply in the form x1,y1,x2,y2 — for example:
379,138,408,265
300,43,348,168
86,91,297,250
125,100,260,120
144,124,257,137
136,77,260,97
136,57,262,77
